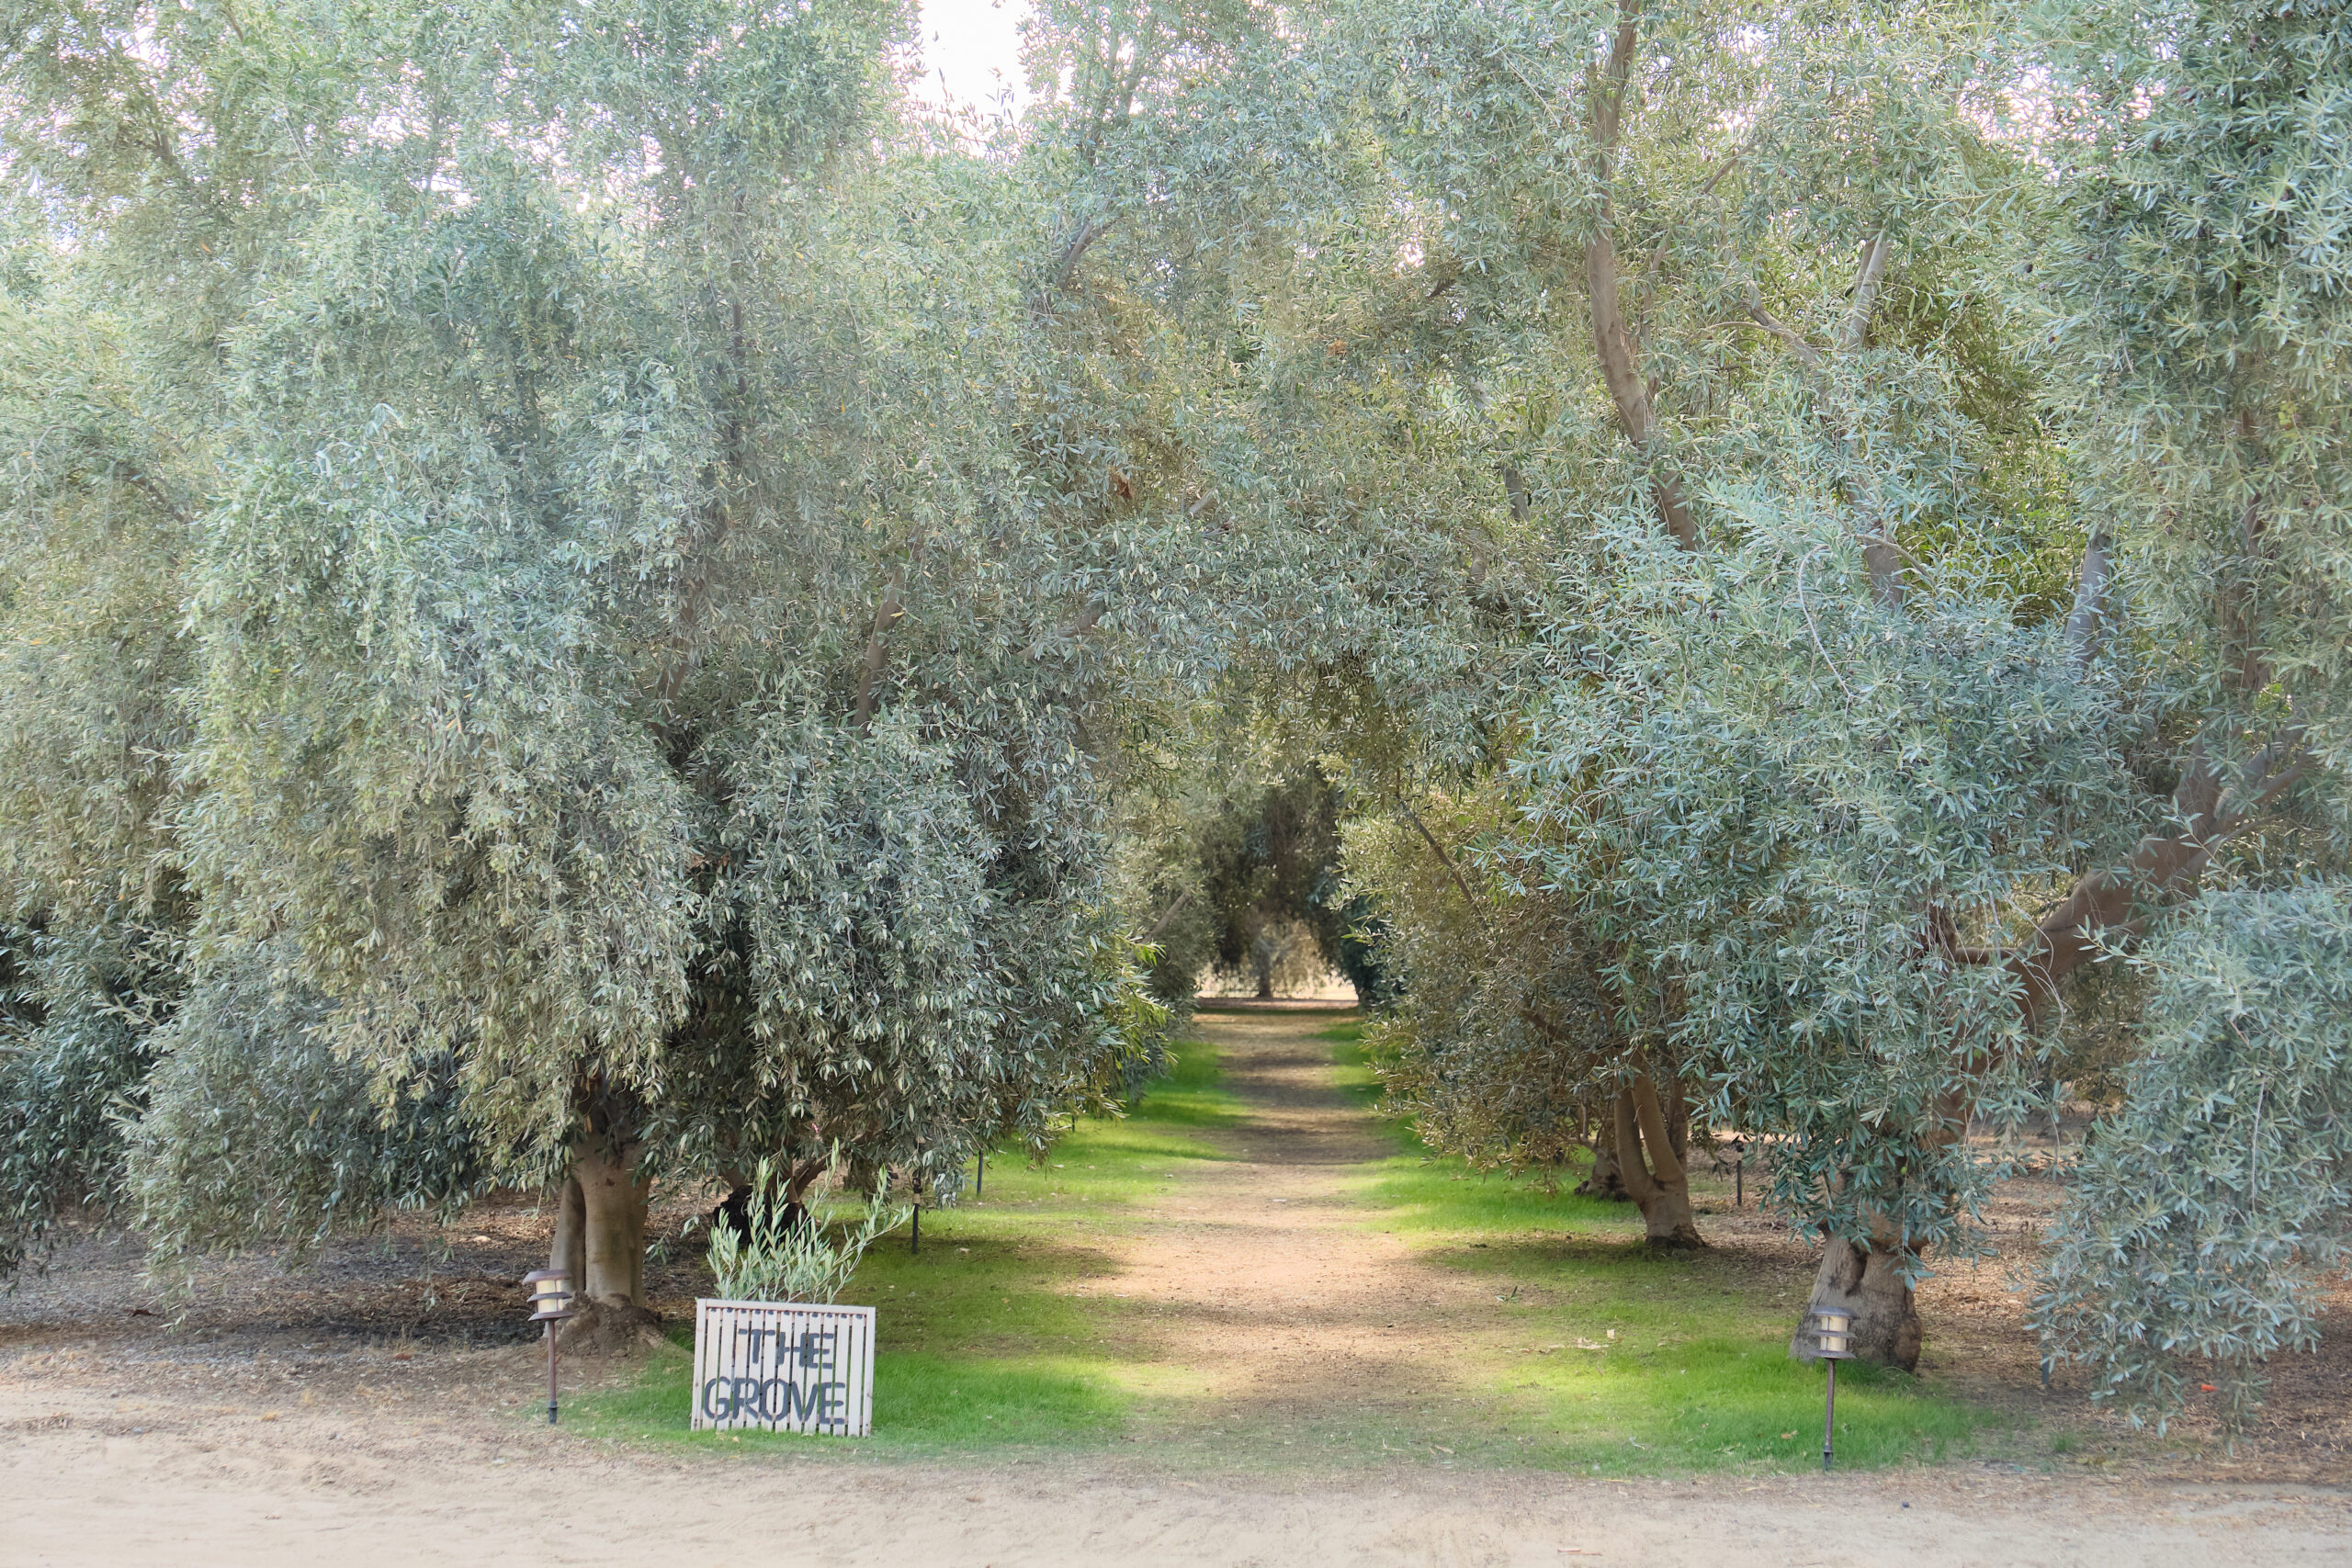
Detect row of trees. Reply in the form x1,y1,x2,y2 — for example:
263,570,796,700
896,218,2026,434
5,0,2346,1421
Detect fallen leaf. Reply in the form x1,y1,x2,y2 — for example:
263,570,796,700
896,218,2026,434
1780,1431,1795,1439
2198,1383,2217,1393
261,1412,280,1423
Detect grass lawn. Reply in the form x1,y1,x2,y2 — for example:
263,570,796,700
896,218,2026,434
577,1016,2058,1474
1320,1017,2032,1474
575,1034,1243,1457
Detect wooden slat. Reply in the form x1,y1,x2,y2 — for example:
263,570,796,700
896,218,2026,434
690,1299,876,1437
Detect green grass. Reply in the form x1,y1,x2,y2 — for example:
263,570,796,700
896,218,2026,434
572,1033,1238,1455
577,1337,1127,1453
573,1017,2058,1474
1313,1016,2025,1474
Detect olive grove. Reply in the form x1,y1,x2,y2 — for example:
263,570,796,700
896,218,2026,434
5,0,2349,1427
0,0,1190,1328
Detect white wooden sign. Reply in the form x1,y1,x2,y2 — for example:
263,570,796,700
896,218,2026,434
690,1299,876,1437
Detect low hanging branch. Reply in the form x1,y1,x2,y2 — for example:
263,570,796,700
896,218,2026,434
1141,887,1195,942
1397,797,1486,931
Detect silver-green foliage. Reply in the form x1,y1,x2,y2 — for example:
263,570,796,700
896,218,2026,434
0,917,175,1275
123,945,488,1269
2005,0,2352,1410
706,1160,906,1305
1507,528,2140,1252
2030,886,2352,1427
0,0,1170,1271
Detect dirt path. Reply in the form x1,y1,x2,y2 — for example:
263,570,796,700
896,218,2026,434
5,1005,2349,1563
1062,1006,1495,1419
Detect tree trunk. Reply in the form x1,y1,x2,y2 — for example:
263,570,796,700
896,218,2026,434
554,1134,663,1355
1611,1068,1703,1248
1662,1071,1690,1167
1578,1110,1630,1200
550,1173,585,1287
1792,1233,1921,1371
574,1137,650,1305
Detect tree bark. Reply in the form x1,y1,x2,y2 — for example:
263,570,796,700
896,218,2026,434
851,559,908,733
1585,11,1696,549
1792,1232,1922,1371
571,1136,650,1304
1611,1066,1703,1248
549,1173,586,1287
1578,1109,1630,1200
554,1126,664,1355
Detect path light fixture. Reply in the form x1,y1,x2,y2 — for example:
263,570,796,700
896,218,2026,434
523,1268,577,1425
1803,1307,1856,1471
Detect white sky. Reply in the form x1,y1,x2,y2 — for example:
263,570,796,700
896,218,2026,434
912,0,1035,119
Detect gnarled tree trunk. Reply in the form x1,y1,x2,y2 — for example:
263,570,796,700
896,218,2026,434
1611,1061,1702,1248
1792,1232,1922,1371
551,1110,663,1354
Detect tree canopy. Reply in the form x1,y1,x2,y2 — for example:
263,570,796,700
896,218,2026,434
4,0,2348,1425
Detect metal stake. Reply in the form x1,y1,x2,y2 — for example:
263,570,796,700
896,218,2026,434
545,1320,560,1425
1735,1156,1744,1208
1821,1358,1837,1472
910,1193,921,1257
976,1151,984,1198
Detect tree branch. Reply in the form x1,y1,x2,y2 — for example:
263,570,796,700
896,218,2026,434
851,560,908,734
1500,465,1532,524
1741,283,1824,366
1628,1058,1687,1188
2012,726,2307,1023
2064,527,2111,672
1584,10,1694,548
112,460,193,526
1835,231,1893,356
1613,1089,1661,1204
1399,798,1486,930
1142,887,1195,942
1037,209,1122,306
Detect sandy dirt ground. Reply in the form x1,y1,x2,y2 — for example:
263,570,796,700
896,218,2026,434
3,1005,2347,1565
5,1396,2350,1568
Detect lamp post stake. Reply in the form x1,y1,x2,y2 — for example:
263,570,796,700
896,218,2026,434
523,1268,576,1426
1802,1304,1854,1472
1821,1358,1837,1471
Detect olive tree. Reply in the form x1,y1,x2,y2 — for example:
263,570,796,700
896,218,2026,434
2013,0,2352,1421
1337,0,2349,1395
0,0,1167,1322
